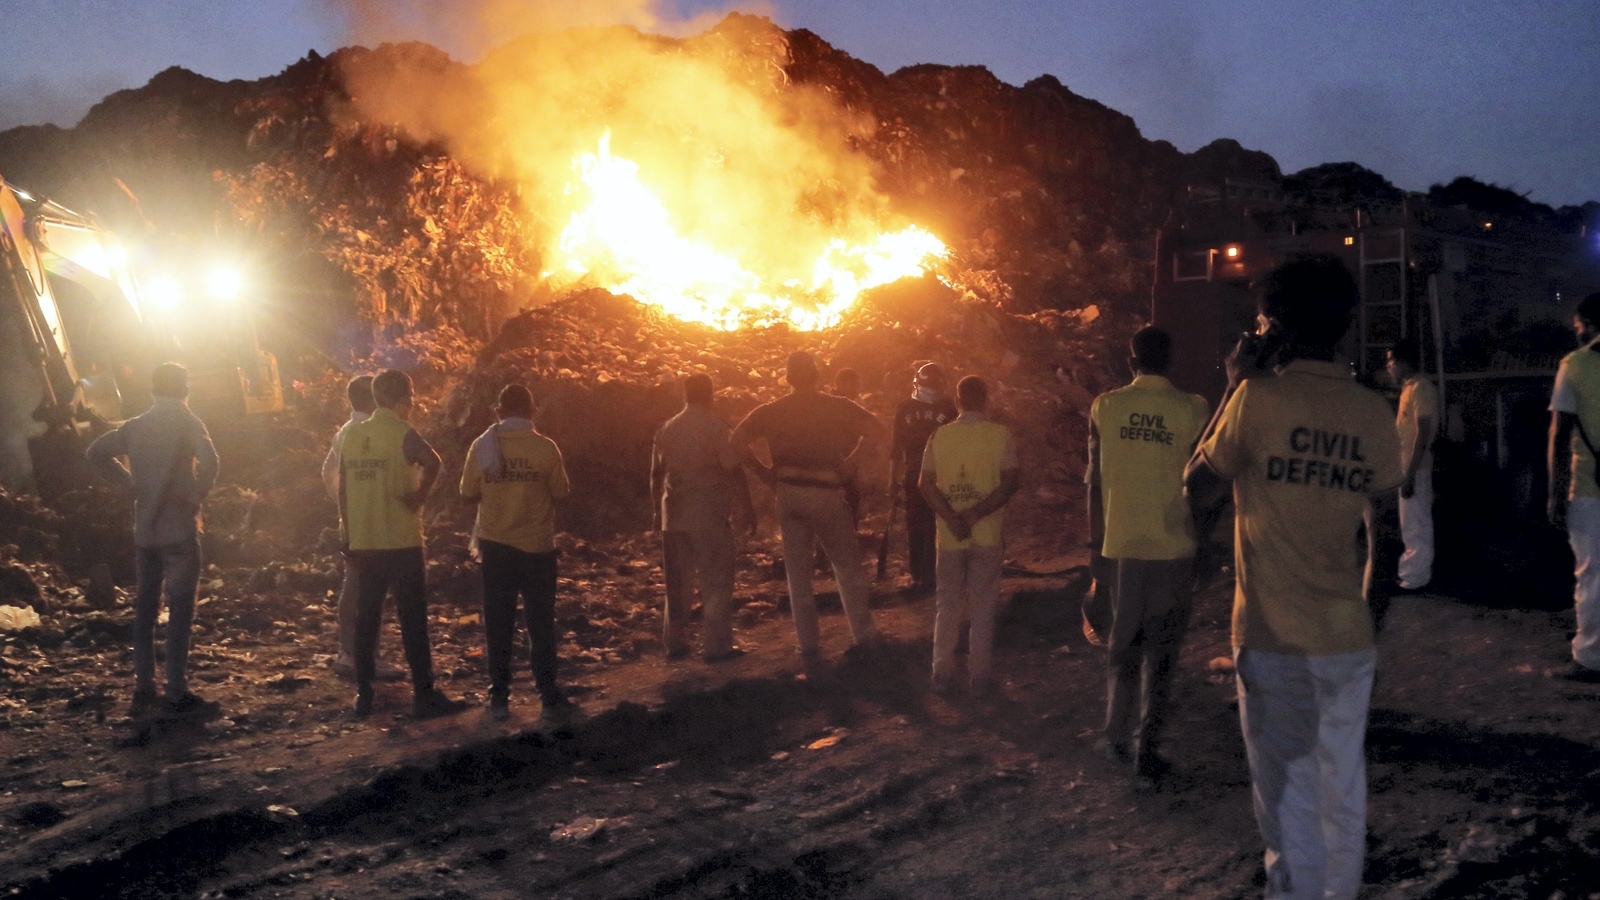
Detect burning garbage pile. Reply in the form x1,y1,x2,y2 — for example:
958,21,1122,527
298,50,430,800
0,13,1161,766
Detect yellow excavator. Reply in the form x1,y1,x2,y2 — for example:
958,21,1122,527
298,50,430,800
0,171,282,498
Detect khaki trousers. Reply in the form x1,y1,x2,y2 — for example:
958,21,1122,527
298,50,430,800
931,543,1004,688
776,484,878,654
663,525,736,658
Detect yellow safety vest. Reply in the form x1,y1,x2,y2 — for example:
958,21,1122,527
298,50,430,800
341,408,422,550
1090,374,1209,560
926,419,1012,548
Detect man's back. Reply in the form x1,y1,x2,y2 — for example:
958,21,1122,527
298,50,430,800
463,427,570,553
654,405,738,531
893,396,957,469
737,391,875,472
1091,375,1208,561
87,398,217,547
1199,360,1402,655
342,409,422,551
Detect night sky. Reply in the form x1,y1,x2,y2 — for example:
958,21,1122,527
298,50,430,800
1,0,1595,207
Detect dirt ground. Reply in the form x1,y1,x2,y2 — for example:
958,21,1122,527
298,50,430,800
4,501,1600,899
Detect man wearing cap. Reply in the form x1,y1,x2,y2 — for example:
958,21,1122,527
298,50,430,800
651,373,752,661
733,351,885,659
87,363,220,719
462,384,575,721
340,368,466,720
1088,325,1209,787
892,363,958,592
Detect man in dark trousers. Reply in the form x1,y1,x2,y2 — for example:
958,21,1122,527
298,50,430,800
733,351,884,661
462,384,574,721
891,362,957,592
87,363,220,719
321,374,403,681
1088,326,1209,788
340,368,466,720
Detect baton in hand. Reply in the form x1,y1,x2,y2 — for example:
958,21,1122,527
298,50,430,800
876,482,901,581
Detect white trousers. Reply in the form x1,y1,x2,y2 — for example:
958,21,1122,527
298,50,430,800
776,484,878,654
1568,497,1600,669
1236,646,1376,900
1397,466,1433,589
931,544,1004,688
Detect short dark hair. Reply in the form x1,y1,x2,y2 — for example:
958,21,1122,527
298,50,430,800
683,373,714,405
1578,292,1600,329
347,375,375,414
1388,337,1422,368
786,351,819,389
150,363,189,399
372,369,413,407
1130,325,1173,374
1259,255,1359,351
833,368,859,393
497,383,533,417
956,375,988,411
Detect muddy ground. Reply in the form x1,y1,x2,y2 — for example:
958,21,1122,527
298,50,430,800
5,496,1600,900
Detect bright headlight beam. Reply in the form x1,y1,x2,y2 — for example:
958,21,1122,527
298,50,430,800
146,276,183,311
206,267,243,301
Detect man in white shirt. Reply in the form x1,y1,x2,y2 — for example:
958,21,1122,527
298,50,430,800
1386,339,1439,591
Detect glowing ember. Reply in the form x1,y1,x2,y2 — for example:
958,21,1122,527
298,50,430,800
555,132,946,331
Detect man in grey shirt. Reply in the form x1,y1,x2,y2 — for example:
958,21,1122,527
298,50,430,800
87,363,220,718
651,374,752,661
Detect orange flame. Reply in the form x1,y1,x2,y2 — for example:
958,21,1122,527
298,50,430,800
554,132,946,331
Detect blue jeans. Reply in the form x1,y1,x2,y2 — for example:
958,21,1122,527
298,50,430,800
133,537,201,698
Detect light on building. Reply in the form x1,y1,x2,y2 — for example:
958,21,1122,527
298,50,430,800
1343,236,1355,246
1224,245,1241,259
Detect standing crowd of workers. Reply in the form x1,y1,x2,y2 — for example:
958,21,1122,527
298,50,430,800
82,255,1600,899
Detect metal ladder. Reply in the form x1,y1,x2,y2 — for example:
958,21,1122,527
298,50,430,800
1357,227,1407,376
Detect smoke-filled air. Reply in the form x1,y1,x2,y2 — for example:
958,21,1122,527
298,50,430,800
338,0,947,330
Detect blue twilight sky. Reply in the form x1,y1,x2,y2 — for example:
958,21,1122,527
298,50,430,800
0,0,1595,207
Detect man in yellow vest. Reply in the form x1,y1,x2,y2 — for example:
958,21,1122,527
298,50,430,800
340,369,466,719
1189,256,1402,900
1547,291,1600,682
320,374,403,682
1088,325,1209,788
920,375,1020,693
462,384,575,721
